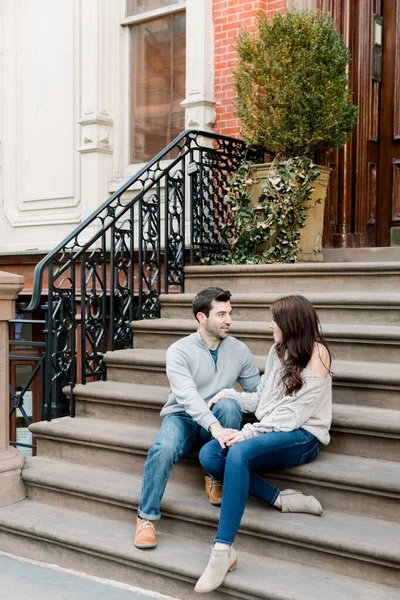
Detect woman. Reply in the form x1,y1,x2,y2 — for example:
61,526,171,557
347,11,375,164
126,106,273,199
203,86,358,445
195,295,332,594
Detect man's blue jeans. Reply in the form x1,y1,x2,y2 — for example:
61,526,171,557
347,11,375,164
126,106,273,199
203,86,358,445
138,398,242,520
199,429,321,545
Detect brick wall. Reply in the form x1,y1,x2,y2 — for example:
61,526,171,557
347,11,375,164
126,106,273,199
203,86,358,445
213,0,286,138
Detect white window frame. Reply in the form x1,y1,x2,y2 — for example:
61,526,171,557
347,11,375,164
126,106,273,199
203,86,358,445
120,1,186,181
109,0,214,190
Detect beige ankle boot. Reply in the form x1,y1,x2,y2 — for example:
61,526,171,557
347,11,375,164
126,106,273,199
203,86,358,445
194,545,237,593
279,489,323,515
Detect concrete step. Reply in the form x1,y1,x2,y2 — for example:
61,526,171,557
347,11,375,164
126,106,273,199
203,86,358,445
323,247,400,262
1,500,399,600
28,417,400,521
72,382,400,461
104,349,400,410
21,459,400,587
328,403,400,461
73,381,165,427
131,318,400,362
184,262,400,293
160,292,400,326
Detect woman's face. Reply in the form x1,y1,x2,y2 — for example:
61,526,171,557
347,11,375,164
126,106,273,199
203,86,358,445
270,318,283,343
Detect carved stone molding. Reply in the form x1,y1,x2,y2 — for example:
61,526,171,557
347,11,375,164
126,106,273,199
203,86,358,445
181,0,216,132
78,117,114,155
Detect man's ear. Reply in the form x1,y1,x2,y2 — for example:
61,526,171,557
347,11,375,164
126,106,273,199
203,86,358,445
196,311,207,325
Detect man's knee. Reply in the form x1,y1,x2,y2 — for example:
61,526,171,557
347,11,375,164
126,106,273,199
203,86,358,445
212,397,242,428
147,438,179,467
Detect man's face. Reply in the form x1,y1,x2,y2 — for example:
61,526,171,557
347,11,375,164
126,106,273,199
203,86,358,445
200,300,233,341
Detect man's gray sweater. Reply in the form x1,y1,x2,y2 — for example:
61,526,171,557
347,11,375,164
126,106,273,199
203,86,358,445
160,330,260,431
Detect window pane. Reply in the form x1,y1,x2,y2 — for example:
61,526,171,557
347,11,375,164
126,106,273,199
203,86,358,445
130,13,186,164
127,0,176,17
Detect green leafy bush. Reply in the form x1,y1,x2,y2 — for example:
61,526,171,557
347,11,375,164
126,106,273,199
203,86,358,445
219,157,321,264
233,9,358,157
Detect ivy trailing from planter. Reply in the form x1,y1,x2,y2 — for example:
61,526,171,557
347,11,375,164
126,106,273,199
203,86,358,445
214,156,322,264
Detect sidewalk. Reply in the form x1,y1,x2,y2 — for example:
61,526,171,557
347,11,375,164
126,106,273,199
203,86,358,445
0,551,181,600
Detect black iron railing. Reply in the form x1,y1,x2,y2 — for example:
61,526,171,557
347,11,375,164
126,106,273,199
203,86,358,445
26,129,256,421
9,318,46,452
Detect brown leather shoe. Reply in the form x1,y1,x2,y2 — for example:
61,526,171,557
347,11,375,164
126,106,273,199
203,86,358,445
205,475,222,506
134,517,157,549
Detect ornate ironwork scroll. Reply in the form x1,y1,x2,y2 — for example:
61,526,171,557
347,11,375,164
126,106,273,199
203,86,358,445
27,130,253,420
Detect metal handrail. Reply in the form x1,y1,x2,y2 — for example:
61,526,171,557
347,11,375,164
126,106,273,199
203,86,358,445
27,129,247,312
22,129,255,420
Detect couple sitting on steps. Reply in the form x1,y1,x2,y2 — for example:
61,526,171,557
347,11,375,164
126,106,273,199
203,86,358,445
134,287,332,594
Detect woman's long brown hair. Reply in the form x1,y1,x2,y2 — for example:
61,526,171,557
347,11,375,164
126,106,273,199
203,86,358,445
271,295,332,395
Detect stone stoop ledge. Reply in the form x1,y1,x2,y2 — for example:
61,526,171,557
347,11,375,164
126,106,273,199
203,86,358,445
0,270,25,507
102,350,400,409
0,501,399,600
183,262,400,293
27,418,400,521
159,291,400,325
130,318,400,362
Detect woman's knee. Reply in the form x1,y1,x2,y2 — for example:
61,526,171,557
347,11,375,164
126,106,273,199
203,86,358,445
225,441,250,468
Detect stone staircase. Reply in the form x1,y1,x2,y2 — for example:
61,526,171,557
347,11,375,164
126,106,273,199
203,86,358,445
0,262,400,599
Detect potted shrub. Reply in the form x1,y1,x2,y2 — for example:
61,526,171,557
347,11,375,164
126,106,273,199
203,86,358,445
223,8,358,263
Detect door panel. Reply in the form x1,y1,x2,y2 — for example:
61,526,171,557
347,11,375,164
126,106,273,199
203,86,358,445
378,0,400,244
319,0,398,247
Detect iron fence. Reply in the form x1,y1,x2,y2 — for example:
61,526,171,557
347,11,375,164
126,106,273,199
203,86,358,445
24,130,260,421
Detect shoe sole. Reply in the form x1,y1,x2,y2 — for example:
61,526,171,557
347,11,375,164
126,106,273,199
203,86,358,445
134,542,157,549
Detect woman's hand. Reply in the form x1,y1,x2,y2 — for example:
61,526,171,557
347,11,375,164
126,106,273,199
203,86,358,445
226,430,245,446
208,390,226,409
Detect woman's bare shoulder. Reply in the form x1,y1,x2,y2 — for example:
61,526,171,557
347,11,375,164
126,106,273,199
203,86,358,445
307,343,331,378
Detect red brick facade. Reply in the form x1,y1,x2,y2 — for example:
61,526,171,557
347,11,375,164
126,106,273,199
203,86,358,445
213,0,286,137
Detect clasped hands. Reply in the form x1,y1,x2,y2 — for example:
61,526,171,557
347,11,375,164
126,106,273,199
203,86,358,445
208,391,245,448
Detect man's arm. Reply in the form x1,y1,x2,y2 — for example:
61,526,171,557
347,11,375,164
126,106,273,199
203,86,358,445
166,344,219,431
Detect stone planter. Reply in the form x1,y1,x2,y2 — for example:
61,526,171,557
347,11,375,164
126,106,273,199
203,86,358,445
248,163,331,262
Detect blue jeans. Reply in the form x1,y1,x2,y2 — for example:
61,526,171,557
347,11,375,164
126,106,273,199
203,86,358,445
199,429,321,545
138,398,242,520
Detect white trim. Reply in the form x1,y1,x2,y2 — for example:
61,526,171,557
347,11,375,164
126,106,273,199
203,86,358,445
3,0,81,228
181,0,215,131
121,2,185,26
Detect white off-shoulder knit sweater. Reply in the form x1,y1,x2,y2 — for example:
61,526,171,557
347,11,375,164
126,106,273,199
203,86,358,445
220,344,332,445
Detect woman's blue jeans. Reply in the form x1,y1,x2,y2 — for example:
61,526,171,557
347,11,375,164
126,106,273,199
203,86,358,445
199,429,321,545
138,398,242,520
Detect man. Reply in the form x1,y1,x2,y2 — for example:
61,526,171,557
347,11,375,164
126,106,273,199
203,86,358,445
134,287,260,549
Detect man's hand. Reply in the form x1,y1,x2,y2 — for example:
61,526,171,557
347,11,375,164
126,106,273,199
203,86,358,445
226,430,245,446
209,422,239,449
208,390,226,409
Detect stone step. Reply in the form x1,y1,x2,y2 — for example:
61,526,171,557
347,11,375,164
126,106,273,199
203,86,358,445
160,292,400,326
20,458,400,589
104,349,400,410
328,403,400,461
323,247,400,262
131,319,400,362
184,262,400,293
72,382,400,461
1,500,398,600
28,417,400,522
